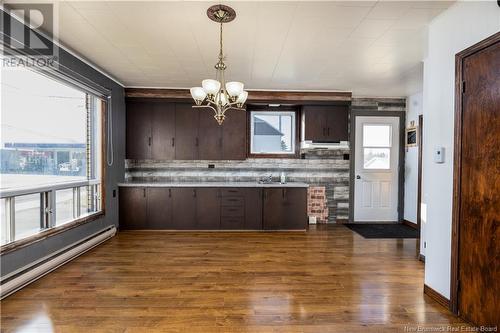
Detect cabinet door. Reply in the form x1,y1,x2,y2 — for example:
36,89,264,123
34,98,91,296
222,110,247,160
152,102,175,160
126,101,151,159
263,188,307,230
198,109,223,160
147,188,173,229
244,188,262,229
303,106,327,142
175,103,199,160
171,188,197,229
325,106,349,142
119,187,147,229
196,188,221,229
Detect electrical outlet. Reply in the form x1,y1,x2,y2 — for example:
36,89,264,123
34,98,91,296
113,189,116,198
208,164,215,169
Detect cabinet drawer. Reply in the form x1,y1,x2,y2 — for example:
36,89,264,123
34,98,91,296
220,216,244,229
221,196,244,206
221,205,244,217
221,188,243,196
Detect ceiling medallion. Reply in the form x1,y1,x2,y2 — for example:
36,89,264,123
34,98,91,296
190,4,247,125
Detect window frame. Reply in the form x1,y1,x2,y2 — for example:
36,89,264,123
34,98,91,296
247,105,300,158
0,68,108,254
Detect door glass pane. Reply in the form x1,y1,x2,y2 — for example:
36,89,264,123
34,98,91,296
363,125,392,147
56,189,74,225
1,198,8,245
364,148,390,169
14,193,40,240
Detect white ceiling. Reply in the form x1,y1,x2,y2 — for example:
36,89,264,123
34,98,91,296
55,1,455,97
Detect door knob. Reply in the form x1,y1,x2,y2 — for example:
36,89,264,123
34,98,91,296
356,175,361,179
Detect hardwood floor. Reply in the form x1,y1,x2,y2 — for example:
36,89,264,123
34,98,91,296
0,225,468,332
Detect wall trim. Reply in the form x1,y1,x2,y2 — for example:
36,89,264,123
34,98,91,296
424,284,451,309
403,219,418,229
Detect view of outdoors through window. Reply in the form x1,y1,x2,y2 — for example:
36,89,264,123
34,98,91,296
0,67,103,245
251,112,295,154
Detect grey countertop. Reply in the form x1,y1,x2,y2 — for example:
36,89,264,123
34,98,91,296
117,181,309,188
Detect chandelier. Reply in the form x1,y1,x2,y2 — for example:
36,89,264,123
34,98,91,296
190,4,248,125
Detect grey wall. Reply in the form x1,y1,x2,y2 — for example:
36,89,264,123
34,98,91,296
0,14,126,277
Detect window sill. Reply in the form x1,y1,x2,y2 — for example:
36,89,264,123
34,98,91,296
248,153,300,159
0,211,105,255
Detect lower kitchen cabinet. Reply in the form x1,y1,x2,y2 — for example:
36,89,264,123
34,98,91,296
171,188,197,230
119,187,147,229
196,188,221,230
263,188,308,230
147,188,173,229
119,186,306,230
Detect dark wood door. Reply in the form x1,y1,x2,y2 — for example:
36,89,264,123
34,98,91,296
196,188,221,229
147,188,173,229
126,101,151,159
175,103,199,160
303,106,327,141
222,110,247,160
198,109,222,160
152,102,175,160
119,187,147,229
263,188,307,230
457,38,500,326
171,188,197,229
325,106,349,142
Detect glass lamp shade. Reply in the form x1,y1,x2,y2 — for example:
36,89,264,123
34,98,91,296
225,81,244,97
236,91,248,104
202,79,221,95
190,87,207,102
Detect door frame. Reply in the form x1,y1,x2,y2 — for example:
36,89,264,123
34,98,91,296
417,114,423,232
450,31,500,315
349,110,406,223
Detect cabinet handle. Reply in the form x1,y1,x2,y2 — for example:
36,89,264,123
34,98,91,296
195,138,199,146
171,138,175,147
193,189,197,198
143,188,146,197
148,137,152,146
327,128,330,136
169,189,172,197
282,188,286,199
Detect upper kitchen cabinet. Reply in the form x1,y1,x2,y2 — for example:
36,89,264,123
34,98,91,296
174,103,199,160
126,100,152,159
126,100,175,160
222,110,246,160
303,105,349,142
198,109,223,160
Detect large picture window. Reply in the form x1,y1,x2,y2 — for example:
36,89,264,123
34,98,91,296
0,67,104,246
250,111,296,155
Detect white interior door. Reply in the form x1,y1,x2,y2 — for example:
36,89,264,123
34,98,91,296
354,116,399,222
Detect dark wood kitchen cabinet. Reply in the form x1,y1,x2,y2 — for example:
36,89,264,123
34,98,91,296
171,188,197,229
263,188,307,230
222,110,247,160
198,109,223,160
126,100,175,160
119,187,147,229
175,104,199,160
196,188,221,229
147,188,173,229
126,101,152,159
303,105,349,142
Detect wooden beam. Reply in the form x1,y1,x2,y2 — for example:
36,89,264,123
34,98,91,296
125,88,352,103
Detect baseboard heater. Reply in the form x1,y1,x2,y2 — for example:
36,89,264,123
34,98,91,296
0,226,116,299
